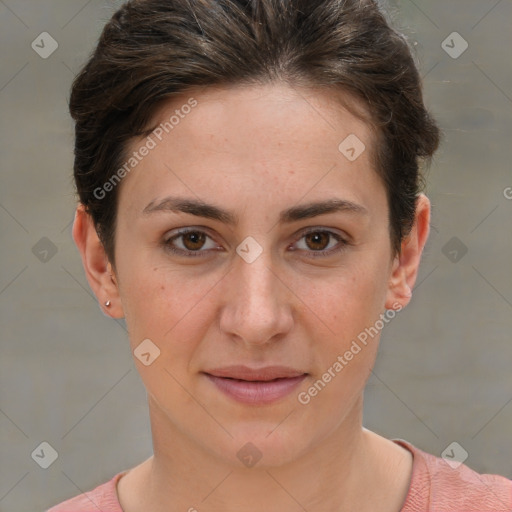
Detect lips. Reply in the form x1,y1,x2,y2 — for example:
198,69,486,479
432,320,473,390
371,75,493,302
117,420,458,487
204,365,307,381
203,365,308,404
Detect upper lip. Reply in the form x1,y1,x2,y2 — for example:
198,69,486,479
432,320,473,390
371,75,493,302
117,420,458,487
204,365,307,381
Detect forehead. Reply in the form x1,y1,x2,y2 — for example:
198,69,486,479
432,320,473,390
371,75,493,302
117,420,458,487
149,82,373,151
117,83,380,217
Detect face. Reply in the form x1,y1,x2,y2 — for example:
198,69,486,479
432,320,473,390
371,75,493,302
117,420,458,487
84,83,418,468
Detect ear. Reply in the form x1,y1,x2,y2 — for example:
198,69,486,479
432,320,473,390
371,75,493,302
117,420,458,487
72,204,124,319
385,193,430,310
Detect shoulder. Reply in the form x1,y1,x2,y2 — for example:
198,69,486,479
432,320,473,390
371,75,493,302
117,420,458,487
46,471,126,512
393,439,512,512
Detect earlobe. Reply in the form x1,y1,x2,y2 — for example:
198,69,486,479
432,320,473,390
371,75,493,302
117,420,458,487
72,204,124,319
385,194,430,310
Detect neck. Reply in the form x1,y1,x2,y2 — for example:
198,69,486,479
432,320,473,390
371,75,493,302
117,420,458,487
120,394,403,512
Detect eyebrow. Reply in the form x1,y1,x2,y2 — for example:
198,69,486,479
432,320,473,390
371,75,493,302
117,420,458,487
142,196,368,225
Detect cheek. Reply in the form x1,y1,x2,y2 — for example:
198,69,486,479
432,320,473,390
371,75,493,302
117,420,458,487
120,261,217,351
295,257,390,395
119,266,218,402
298,259,389,334
299,272,386,408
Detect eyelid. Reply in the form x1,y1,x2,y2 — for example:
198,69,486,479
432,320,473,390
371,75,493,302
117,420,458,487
296,225,349,242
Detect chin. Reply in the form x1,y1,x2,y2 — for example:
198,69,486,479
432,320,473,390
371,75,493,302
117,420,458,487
212,421,313,469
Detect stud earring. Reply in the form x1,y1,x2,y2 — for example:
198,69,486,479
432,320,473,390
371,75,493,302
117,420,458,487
105,300,111,307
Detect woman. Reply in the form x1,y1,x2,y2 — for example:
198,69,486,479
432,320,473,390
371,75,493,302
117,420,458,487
49,0,512,510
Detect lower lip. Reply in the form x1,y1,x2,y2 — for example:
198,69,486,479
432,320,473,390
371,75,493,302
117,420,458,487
204,373,308,405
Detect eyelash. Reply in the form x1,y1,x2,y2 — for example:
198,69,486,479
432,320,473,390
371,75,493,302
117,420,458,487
163,227,349,258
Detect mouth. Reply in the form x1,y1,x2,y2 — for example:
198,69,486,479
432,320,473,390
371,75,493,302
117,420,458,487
202,365,308,404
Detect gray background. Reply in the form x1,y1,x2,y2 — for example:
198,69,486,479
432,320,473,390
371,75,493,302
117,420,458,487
1,0,511,510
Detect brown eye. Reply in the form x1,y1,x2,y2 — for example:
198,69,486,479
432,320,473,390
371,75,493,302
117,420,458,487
181,231,206,251
164,229,218,257
304,231,331,251
293,229,348,258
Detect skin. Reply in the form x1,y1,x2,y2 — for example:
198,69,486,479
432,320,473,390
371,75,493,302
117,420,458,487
73,82,430,512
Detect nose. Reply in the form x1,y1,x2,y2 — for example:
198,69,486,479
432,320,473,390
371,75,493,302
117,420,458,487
219,246,294,348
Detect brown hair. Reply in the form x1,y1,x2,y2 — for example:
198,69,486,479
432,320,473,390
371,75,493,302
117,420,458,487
69,0,441,267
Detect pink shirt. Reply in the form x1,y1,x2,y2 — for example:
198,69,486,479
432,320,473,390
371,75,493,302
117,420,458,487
47,439,512,511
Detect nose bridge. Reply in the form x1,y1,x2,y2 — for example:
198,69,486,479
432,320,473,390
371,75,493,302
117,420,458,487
220,241,292,344
240,246,277,303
